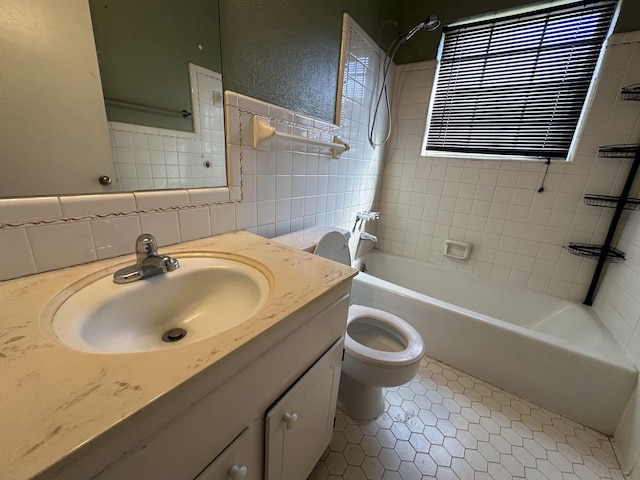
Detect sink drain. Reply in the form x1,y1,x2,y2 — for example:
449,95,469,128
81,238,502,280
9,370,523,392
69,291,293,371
162,328,187,343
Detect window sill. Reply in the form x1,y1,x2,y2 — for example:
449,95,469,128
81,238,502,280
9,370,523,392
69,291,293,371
422,149,571,163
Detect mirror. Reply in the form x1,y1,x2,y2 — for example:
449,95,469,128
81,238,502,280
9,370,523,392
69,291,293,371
89,0,228,192
0,0,227,198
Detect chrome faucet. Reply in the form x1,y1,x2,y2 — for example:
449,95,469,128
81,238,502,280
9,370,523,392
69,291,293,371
354,231,378,260
113,234,180,284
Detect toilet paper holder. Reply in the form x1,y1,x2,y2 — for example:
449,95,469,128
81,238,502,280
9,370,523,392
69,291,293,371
444,239,472,260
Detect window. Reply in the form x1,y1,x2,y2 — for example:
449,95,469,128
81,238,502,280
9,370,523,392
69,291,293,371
424,0,617,161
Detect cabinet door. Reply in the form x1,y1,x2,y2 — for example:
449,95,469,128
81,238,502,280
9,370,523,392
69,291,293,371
195,418,263,480
265,337,344,480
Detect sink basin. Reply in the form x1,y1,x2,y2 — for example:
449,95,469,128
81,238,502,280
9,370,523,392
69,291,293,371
48,255,271,354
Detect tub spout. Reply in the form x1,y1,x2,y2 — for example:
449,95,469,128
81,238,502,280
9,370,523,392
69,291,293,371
361,232,378,243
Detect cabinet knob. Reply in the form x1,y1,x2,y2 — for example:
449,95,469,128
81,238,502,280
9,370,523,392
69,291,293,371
283,412,298,430
228,464,247,480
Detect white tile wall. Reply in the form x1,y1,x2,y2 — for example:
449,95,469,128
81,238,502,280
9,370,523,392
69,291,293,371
0,15,387,282
377,31,640,303
595,164,640,477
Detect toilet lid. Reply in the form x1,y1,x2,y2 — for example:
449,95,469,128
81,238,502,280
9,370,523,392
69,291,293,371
313,231,351,266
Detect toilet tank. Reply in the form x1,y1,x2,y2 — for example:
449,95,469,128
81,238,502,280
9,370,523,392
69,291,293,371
272,226,350,253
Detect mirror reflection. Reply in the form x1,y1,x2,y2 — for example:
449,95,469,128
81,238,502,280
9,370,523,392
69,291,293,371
89,0,222,133
0,0,227,198
89,0,228,192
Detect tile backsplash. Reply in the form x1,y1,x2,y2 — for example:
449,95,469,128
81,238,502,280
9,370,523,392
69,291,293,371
0,14,387,282
376,30,640,302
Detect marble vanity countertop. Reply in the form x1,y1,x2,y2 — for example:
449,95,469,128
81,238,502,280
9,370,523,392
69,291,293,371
0,231,357,480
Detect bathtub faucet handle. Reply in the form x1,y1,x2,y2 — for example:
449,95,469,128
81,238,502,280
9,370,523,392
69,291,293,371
356,211,380,222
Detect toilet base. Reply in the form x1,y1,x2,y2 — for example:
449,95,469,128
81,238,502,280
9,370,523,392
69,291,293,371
337,372,385,421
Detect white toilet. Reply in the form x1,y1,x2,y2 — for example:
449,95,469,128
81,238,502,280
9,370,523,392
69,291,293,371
340,304,425,420
275,226,425,420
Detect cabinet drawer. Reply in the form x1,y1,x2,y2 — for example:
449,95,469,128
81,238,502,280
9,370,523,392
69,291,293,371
195,418,263,480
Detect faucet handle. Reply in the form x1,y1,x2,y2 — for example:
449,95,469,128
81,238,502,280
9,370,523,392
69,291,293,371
135,233,160,263
357,211,379,221
136,233,158,254
161,255,180,272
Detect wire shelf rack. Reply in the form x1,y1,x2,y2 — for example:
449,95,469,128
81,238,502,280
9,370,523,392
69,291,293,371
598,144,640,158
621,83,640,101
583,80,639,305
583,194,640,210
565,243,625,263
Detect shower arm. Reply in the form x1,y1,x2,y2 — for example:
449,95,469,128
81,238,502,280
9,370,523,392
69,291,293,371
368,14,440,147
401,15,441,44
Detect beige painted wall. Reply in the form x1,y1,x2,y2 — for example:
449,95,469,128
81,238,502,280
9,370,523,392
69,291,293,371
0,0,114,197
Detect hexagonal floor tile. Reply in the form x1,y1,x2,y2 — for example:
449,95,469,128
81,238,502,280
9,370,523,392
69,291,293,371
309,355,624,480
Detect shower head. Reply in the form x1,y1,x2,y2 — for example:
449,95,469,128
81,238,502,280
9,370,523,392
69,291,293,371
401,15,441,43
425,15,441,31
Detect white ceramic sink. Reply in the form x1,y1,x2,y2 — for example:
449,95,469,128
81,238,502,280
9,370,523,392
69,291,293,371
48,255,271,354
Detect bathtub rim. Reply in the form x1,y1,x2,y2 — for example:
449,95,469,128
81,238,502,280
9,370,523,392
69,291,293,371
356,250,599,329
352,270,636,375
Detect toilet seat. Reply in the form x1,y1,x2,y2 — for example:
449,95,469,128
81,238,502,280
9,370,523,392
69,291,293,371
346,305,424,367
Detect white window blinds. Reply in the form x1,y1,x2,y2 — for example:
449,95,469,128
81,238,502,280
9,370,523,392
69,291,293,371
425,0,617,160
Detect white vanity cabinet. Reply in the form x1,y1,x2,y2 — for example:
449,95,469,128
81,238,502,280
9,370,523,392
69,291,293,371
45,281,352,480
265,338,343,480
196,337,343,480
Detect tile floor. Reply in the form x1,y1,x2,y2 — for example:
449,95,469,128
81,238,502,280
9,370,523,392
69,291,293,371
309,356,625,480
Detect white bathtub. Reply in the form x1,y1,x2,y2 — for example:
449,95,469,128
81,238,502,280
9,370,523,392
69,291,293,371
351,251,637,435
